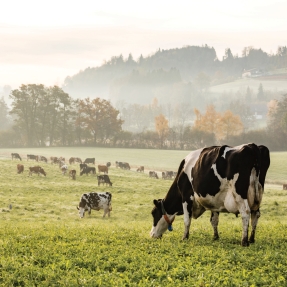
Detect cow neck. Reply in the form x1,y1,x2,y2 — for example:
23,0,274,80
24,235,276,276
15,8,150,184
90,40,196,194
163,180,182,215
161,200,174,228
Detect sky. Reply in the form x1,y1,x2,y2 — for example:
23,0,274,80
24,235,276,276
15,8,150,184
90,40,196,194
1,0,287,91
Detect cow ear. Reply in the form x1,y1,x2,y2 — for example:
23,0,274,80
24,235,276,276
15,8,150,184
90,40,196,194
153,199,161,209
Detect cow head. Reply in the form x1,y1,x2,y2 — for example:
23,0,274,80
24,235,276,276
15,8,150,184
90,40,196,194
150,199,176,238
40,168,46,176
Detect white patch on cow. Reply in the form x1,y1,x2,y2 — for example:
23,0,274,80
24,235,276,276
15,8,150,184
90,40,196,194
184,148,204,183
150,213,177,238
182,201,190,226
221,144,248,159
190,195,194,201
211,164,223,181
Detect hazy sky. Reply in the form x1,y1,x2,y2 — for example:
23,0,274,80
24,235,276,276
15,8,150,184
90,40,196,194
1,0,287,90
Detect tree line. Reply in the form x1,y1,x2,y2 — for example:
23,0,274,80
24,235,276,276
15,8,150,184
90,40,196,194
0,84,286,151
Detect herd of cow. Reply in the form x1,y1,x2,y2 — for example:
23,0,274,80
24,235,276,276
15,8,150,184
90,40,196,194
11,143,271,246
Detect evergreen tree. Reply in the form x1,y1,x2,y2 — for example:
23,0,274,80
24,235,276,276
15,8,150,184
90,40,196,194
257,83,265,100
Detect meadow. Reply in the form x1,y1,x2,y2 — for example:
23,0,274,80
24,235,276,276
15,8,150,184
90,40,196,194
0,147,287,286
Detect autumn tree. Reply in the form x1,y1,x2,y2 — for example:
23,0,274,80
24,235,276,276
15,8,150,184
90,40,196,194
155,113,169,148
194,105,220,134
77,98,123,145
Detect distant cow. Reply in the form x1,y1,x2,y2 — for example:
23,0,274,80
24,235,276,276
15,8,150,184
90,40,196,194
149,171,159,179
84,158,95,165
162,171,175,179
27,154,38,161
69,157,82,164
80,166,96,176
98,165,108,174
122,162,130,170
69,157,75,164
61,164,68,175
97,174,113,186
283,184,287,190
69,169,76,180
80,163,88,171
77,192,112,218
17,164,24,174
137,166,144,172
29,166,46,176
106,162,111,168
12,153,22,161
38,156,47,163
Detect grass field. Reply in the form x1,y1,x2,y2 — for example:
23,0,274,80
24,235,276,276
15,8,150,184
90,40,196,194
0,147,287,286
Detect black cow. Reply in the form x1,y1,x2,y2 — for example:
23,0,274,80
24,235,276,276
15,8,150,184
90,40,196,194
97,175,113,186
150,144,270,246
106,162,111,168
149,171,159,179
38,156,47,163
80,166,96,176
27,154,38,161
84,158,95,165
77,192,112,218
80,163,87,171
11,153,22,161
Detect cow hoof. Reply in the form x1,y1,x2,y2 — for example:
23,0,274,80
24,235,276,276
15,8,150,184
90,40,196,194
241,241,249,247
249,239,255,244
213,235,219,241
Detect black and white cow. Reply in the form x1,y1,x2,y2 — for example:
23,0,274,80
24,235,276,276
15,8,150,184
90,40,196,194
77,192,112,218
80,166,96,176
150,144,270,246
11,153,22,161
97,174,113,186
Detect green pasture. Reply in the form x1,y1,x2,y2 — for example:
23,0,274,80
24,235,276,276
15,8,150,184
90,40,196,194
0,148,287,286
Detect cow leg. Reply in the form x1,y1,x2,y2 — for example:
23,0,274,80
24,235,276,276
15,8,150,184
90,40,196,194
182,196,193,240
239,199,251,247
249,209,260,243
210,211,219,240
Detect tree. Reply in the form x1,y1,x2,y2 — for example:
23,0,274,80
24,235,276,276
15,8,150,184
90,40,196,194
155,114,169,148
217,110,244,141
194,105,220,134
77,98,123,145
194,72,211,92
257,83,265,101
0,97,11,130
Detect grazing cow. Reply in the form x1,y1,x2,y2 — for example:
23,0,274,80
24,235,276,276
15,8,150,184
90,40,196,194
283,184,287,190
150,144,270,247
80,166,96,176
69,169,76,180
77,192,112,218
80,163,87,171
61,164,68,175
38,156,47,163
98,165,108,174
84,158,95,165
29,166,47,176
106,162,111,168
27,154,38,161
17,164,24,174
12,153,22,161
58,160,65,169
122,162,130,170
149,171,159,179
137,166,144,172
97,175,113,186
69,157,75,164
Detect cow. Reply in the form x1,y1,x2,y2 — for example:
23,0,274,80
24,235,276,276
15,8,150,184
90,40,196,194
59,160,65,169
137,166,144,172
162,171,175,179
69,169,76,180
12,153,22,161
69,157,75,164
17,164,24,174
38,156,47,163
27,154,38,161
149,171,159,179
150,144,270,247
106,162,111,168
122,162,130,170
29,166,47,176
97,175,113,186
61,164,68,175
80,163,88,171
283,184,287,190
84,158,95,165
77,192,112,218
80,166,96,176
98,165,108,174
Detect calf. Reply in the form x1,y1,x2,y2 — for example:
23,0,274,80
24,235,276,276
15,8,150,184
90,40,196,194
80,166,96,176
17,164,24,174
84,158,95,165
77,192,112,218
29,166,46,176
98,165,108,174
149,171,159,179
61,164,68,175
137,166,144,172
69,169,76,180
12,153,22,161
97,175,113,186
